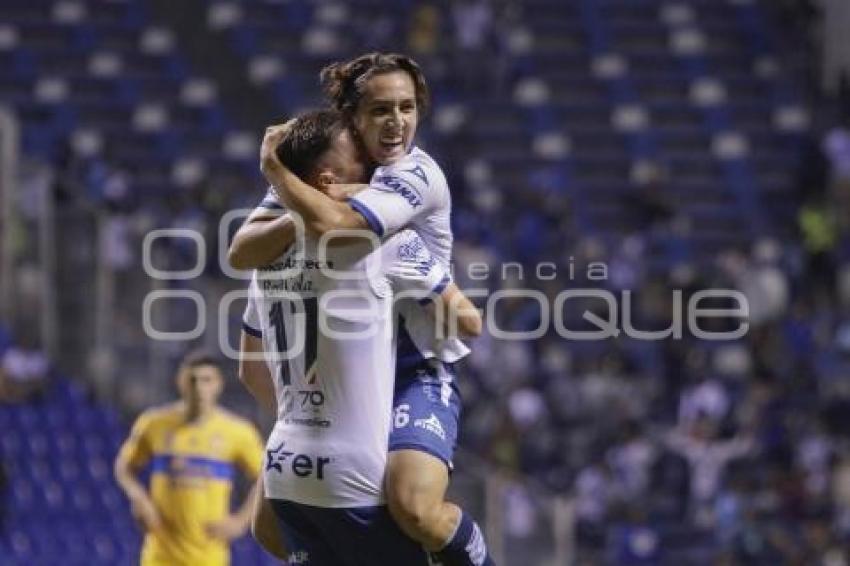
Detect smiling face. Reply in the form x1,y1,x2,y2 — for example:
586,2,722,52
352,70,419,166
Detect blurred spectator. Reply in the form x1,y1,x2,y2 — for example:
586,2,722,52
408,4,440,56
831,455,850,534
678,376,730,427
508,385,547,431
575,454,616,546
0,341,49,402
452,0,492,51
625,160,676,233
503,481,537,539
799,198,840,298
818,0,850,96
451,0,494,91
823,126,850,184
0,460,5,532
797,423,835,501
665,417,754,526
606,421,656,501
609,505,662,566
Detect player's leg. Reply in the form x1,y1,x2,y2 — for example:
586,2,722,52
305,503,434,566
388,360,494,565
268,498,342,565
250,475,288,559
386,448,457,548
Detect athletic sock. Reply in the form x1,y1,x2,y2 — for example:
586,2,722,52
435,510,494,566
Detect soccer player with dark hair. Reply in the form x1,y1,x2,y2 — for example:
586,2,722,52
114,350,264,566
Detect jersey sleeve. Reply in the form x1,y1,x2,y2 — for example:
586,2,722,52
117,411,155,470
347,153,447,237
385,230,450,304
258,186,286,212
233,422,264,479
242,280,263,338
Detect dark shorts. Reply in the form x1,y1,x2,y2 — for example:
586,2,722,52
389,359,461,469
269,499,433,566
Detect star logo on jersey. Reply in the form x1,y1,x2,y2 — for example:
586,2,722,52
265,441,333,479
266,441,294,473
405,165,429,186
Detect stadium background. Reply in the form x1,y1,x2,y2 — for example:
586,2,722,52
1,0,848,564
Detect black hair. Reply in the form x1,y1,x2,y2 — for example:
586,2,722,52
179,349,223,372
275,108,344,179
320,52,430,118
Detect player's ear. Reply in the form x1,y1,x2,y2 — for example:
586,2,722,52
316,172,336,189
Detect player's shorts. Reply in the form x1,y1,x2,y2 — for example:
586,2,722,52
269,499,433,565
389,358,461,469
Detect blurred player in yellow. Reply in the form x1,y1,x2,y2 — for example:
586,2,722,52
114,350,265,566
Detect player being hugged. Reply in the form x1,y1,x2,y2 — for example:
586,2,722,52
236,52,493,566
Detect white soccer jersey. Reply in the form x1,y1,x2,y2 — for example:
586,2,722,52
348,146,453,268
348,146,469,361
243,229,449,507
259,151,470,363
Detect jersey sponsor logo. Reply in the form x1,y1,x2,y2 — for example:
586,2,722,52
414,413,446,441
258,257,334,273
467,523,488,565
405,165,429,186
283,416,332,428
398,235,437,276
266,441,332,480
288,551,309,564
374,175,423,208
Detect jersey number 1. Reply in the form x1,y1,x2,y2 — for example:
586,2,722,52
268,298,318,386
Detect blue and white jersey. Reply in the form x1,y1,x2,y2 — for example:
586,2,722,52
253,158,469,363
348,146,452,268
243,230,449,508
349,146,468,362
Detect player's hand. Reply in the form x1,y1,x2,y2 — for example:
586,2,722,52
323,183,369,201
205,515,248,542
130,495,163,533
260,120,296,178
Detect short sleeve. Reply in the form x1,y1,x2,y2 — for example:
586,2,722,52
258,186,286,212
233,423,264,478
347,151,447,237
117,411,154,470
386,231,450,304
242,281,263,338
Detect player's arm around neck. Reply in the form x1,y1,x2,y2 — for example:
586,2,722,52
430,283,482,338
228,209,295,270
260,126,368,237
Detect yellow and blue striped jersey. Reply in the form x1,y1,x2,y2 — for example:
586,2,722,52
118,402,264,566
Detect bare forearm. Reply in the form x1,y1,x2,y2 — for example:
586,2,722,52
115,462,149,502
236,481,261,528
240,369,277,415
239,333,277,415
228,215,296,270
263,160,366,235
432,284,483,338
